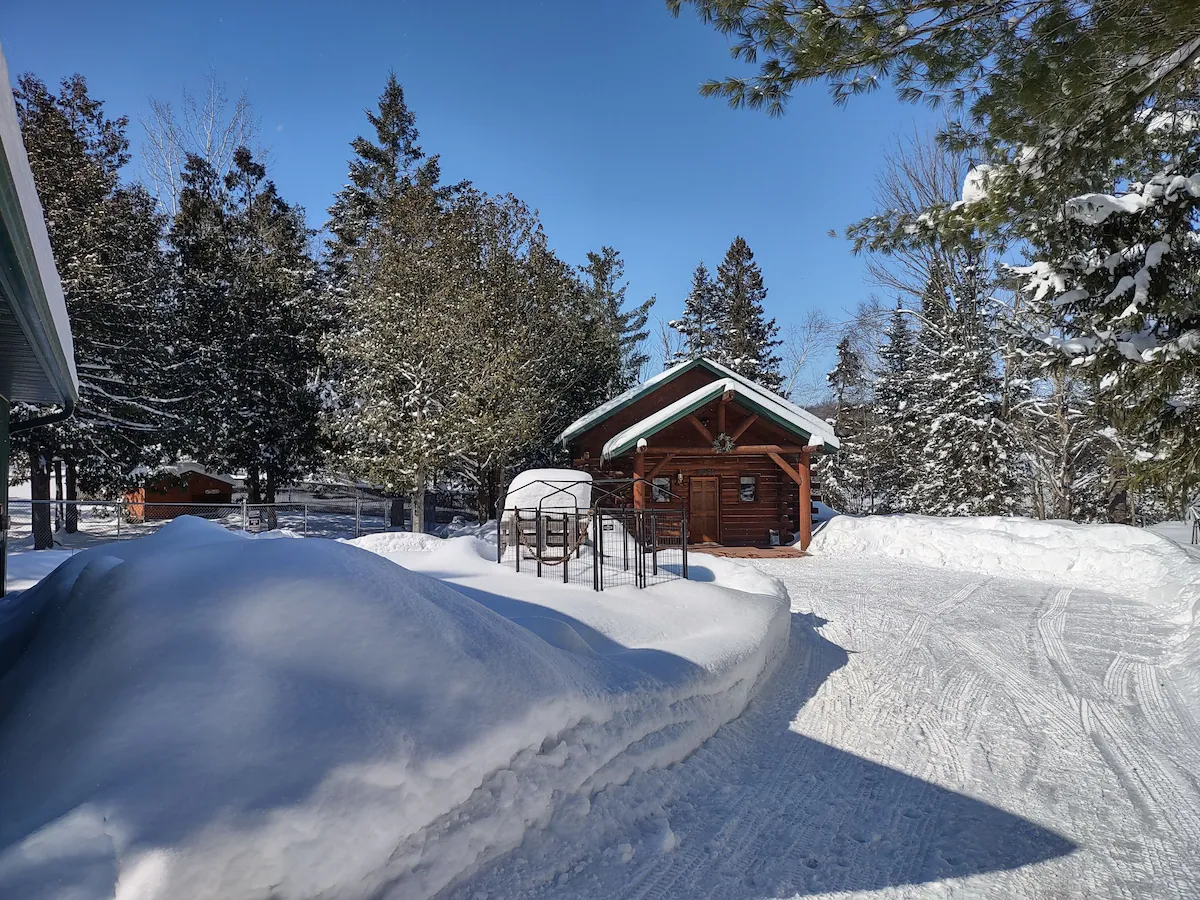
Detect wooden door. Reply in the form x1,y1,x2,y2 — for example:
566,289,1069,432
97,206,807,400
689,476,720,543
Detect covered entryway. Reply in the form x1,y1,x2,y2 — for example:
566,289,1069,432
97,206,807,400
689,476,720,543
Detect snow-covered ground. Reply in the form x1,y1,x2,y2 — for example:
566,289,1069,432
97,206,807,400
1149,518,1195,549
444,515,1200,899
0,518,788,900
2,513,1198,899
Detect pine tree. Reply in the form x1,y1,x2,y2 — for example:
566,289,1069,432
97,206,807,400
870,304,920,512
912,301,1021,517
669,262,725,363
674,0,1200,503
12,74,170,508
168,148,325,510
714,236,782,389
580,247,653,395
818,336,875,513
322,75,467,531
448,192,621,518
669,0,1200,195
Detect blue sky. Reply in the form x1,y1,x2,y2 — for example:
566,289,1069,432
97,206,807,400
4,0,934,384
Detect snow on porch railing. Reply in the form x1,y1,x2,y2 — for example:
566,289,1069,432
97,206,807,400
496,477,688,591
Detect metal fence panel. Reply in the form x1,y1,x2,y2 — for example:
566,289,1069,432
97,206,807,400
497,506,687,592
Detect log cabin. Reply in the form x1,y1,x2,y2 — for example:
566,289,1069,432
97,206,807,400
557,357,838,550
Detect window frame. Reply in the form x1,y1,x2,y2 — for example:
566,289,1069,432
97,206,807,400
651,476,672,503
739,474,758,503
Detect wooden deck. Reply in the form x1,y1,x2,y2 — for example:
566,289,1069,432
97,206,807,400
690,544,807,559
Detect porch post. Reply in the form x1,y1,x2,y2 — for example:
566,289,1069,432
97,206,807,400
767,450,814,552
633,449,646,509
798,452,813,551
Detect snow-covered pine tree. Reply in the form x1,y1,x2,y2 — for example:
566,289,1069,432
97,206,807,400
12,74,170,518
580,247,653,396
167,147,325,510
870,303,920,512
912,292,1022,517
714,237,782,389
669,262,725,364
1015,127,1200,498
817,336,875,513
322,75,467,531
446,192,620,518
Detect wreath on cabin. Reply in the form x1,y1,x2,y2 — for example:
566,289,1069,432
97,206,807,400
712,432,735,454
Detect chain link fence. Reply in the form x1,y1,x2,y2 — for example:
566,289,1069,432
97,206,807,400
6,498,394,551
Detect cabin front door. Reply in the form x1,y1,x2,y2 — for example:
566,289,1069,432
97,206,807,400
689,476,720,543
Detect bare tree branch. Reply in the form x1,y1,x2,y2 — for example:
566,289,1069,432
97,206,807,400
141,68,260,217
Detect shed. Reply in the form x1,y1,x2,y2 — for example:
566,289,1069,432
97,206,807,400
0,43,79,593
124,462,237,521
557,358,837,550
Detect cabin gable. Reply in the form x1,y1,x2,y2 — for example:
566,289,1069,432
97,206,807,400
560,358,830,549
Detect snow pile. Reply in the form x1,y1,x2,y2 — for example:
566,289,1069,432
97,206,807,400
813,514,1200,713
961,164,993,203
812,514,1200,620
343,530,447,554
0,517,788,900
502,468,591,513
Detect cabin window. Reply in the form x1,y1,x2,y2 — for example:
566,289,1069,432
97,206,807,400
652,477,671,503
739,475,757,502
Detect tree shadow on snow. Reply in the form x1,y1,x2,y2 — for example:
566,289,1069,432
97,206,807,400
447,610,1077,899
629,612,1075,897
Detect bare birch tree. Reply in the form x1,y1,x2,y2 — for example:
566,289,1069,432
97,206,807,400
141,70,259,216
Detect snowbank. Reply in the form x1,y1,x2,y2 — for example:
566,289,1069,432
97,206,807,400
812,514,1200,712
343,530,448,554
813,514,1200,616
0,517,788,900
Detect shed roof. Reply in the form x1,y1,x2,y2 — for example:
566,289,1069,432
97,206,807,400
558,357,838,457
131,461,238,487
0,42,78,406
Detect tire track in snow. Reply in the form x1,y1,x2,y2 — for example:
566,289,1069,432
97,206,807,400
1130,662,1200,765
1078,696,1200,897
620,619,847,900
1103,653,1137,703
928,579,986,615
1036,588,1098,700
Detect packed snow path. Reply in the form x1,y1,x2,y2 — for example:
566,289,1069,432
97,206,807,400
448,557,1200,899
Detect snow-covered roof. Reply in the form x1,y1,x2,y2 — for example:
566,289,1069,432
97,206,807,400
557,357,838,458
131,460,238,486
502,468,592,513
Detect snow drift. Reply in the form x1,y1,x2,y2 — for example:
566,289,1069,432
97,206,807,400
0,518,788,900
813,514,1200,617
812,513,1200,712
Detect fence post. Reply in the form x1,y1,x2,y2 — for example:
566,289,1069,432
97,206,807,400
496,503,502,565
117,500,123,537
651,510,658,577
595,513,604,592
515,513,521,573
623,513,629,572
303,503,309,537
355,496,361,538
681,505,688,579
564,512,570,584
536,511,543,579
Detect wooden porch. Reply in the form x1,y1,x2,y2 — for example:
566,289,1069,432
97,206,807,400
690,544,807,559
